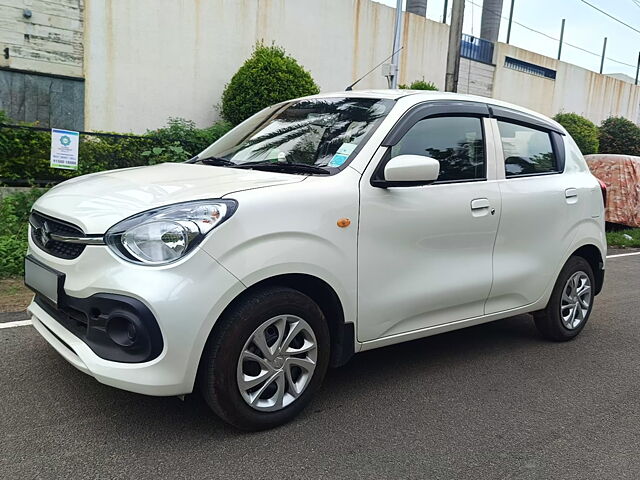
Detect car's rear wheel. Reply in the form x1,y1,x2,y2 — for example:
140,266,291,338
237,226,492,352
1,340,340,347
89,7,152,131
534,256,595,341
199,286,330,430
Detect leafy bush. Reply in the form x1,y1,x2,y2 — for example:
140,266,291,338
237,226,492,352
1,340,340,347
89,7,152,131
0,188,46,277
0,113,233,183
398,80,439,91
221,43,320,125
553,113,599,155
142,142,190,164
146,117,232,156
599,116,640,156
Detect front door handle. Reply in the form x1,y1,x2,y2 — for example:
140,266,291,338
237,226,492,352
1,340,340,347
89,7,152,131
471,198,491,217
471,198,490,210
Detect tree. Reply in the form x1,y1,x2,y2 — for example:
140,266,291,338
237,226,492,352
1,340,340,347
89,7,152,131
221,43,320,126
553,112,599,155
599,116,640,156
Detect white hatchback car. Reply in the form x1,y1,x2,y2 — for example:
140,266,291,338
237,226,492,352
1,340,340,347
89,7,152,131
26,91,606,430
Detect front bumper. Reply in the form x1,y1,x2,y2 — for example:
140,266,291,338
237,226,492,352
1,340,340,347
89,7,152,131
27,238,245,396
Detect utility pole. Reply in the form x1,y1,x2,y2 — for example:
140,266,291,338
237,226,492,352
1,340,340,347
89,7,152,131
506,0,515,44
442,0,448,23
635,51,640,85
389,0,404,88
445,0,465,92
599,37,607,74
557,19,565,60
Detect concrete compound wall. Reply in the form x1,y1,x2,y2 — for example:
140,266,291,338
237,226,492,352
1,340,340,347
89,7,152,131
80,0,640,133
83,0,448,133
492,43,640,126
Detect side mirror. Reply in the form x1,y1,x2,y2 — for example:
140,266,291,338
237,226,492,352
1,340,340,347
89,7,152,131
375,154,440,187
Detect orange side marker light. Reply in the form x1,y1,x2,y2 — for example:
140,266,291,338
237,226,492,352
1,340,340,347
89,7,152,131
337,218,351,228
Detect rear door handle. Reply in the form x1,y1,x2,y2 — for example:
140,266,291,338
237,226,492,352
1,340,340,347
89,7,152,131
471,198,490,210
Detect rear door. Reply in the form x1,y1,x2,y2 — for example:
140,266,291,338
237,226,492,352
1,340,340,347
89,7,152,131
485,108,581,314
358,102,501,342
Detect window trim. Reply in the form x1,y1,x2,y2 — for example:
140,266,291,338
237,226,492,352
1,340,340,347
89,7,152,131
381,101,491,147
373,103,490,187
496,119,566,179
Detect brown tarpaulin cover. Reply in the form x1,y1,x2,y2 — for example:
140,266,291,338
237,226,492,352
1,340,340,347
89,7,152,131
585,154,640,227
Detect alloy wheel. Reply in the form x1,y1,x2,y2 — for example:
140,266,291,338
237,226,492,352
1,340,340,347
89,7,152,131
560,271,592,330
236,315,318,412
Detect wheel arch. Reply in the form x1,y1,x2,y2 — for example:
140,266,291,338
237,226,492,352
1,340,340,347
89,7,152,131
202,273,355,373
570,244,605,295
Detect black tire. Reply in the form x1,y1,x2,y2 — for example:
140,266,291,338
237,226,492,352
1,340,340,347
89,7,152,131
199,286,330,431
534,256,595,342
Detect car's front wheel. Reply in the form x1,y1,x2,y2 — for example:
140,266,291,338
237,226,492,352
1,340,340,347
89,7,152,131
534,256,595,341
199,286,330,430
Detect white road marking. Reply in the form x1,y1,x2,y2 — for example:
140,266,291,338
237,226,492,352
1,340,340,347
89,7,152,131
0,252,637,330
607,251,640,259
0,319,32,329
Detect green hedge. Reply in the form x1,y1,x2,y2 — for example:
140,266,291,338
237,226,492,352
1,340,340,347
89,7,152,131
553,113,599,155
0,188,46,277
398,80,439,91
599,116,640,156
0,115,232,183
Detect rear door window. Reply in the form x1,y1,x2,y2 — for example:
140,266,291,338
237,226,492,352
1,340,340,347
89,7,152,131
497,121,558,177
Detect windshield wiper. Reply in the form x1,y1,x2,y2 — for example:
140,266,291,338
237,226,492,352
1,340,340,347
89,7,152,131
235,161,330,175
196,156,237,167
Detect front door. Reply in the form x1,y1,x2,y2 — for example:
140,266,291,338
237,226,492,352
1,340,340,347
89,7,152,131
358,113,500,342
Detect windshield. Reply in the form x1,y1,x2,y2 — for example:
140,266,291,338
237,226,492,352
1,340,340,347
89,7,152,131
195,97,394,173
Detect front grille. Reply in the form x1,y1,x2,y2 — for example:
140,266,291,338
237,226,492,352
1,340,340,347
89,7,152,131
29,211,86,259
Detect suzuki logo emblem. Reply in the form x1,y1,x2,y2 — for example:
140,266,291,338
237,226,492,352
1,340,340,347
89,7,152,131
38,221,52,247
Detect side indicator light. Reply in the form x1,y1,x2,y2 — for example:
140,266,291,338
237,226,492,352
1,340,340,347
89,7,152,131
337,218,351,228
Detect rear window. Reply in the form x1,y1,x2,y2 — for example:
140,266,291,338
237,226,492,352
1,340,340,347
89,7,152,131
497,121,558,177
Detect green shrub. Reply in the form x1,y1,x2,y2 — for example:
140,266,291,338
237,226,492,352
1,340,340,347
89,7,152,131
599,116,640,156
0,112,233,182
553,113,599,155
221,43,320,125
146,117,232,156
398,80,439,91
0,188,46,277
142,142,190,164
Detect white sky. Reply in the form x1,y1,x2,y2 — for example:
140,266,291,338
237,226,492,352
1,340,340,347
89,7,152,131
374,0,640,80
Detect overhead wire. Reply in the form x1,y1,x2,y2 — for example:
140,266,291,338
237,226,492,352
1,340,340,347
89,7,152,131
578,0,640,36
465,0,637,69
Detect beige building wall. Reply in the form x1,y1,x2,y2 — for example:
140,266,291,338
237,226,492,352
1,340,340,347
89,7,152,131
83,0,448,133
492,43,640,125
82,0,640,133
0,0,84,78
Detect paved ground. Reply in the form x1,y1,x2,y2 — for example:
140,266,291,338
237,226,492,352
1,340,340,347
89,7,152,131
1,254,639,479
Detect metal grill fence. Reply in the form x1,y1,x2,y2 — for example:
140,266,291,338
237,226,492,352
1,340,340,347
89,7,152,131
0,124,175,187
460,34,495,65
504,56,557,80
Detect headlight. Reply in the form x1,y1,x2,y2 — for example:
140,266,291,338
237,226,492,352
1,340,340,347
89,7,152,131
105,199,237,265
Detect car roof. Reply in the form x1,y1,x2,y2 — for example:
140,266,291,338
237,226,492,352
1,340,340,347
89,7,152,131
310,89,565,133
